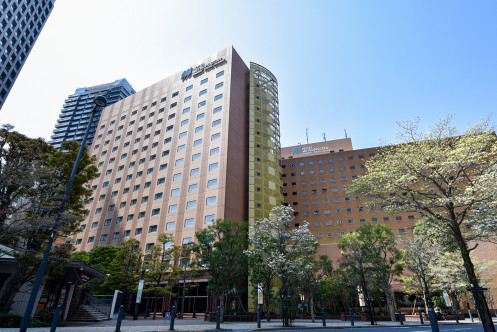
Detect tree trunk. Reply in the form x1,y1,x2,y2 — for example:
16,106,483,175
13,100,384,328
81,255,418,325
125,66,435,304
384,287,396,322
0,264,30,313
454,224,495,332
153,293,157,320
310,291,315,322
219,294,224,323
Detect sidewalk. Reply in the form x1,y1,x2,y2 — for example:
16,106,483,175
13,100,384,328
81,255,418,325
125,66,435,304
1,316,493,332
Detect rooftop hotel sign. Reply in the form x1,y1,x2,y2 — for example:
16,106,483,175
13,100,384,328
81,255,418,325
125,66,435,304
182,58,225,80
292,146,330,155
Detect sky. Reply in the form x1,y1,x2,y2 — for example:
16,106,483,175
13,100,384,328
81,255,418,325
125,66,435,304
1,0,496,149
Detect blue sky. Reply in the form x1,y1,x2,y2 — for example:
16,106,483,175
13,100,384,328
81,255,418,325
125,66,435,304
1,0,496,149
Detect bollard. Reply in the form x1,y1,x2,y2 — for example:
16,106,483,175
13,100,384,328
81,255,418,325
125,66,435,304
349,308,354,326
428,307,440,332
216,306,221,329
398,309,403,325
468,309,474,322
169,306,176,330
453,308,459,323
49,304,62,332
115,305,124,332
322,308,326,327
257,306,261,328
418,308,424,324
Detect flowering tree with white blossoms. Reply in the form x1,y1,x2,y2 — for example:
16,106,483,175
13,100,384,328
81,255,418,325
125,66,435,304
245,206,318,327
349,116,497,331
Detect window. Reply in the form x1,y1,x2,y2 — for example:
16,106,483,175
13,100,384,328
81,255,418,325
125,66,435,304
171,188,180,196
155,192,163,200
184,96,191,102
87,237,94,243
181,119,189,126
209,162,219,171
183,107,190,114
147,167,154,174
160,163,168,170
166,222,176,230
198,101,206,108
127,214,134,221
173,173,182,181
201,78,208,85
211,133,220,141
192,153,201,161
147,225,158,233
215,82,223,89
170,102,177,108
91,222,98,228
213,106,222,114
108,204,115,211
95,208,102,214
383,217,390,222
130,199,137,206
194,139,202,147
177,144,186,152
212,119,221,127
396,216,402,221
162,150,170,157
372,218,378,222
189,183,198,192
175,158,184,166
141,196,149,203
190,168,200,176
152,208,160,216
199,89,207,96
168,204,178,213
183,237,193,245
186,200,197,209
186,85,193,92
135,228,142,235
408,215,415,220
216,71,224,78
156,177,165,185
134,184,140,191
206,196,216,205
124,230,130,237
164,137,172,144
210,147,220,156
112,232,120,240
360,219,366,223
116,216,123,224
123,187,129,194
207,179,217,187
179,131,187,139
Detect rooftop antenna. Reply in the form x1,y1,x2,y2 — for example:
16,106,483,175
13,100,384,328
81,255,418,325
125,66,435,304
344,129,348,138
323,132,326,141
306,128,309,144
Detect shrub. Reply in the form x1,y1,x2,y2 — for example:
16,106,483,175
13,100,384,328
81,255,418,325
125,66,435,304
0,313,22,328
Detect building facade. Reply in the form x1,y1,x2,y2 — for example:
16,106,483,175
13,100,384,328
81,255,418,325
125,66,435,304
281,140,419,262
49,79,135,149
0,0,55,110
74,46,280,256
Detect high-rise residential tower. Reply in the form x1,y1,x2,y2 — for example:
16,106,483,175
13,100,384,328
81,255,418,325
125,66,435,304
0,0,56,110
49,79,135,149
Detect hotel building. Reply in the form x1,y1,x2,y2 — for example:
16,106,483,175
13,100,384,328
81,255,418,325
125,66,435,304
74,46,281,256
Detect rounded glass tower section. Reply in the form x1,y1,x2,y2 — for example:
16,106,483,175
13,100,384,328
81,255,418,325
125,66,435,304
248,63,283,226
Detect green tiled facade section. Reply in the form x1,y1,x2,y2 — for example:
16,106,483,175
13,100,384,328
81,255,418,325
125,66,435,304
248,63,283,226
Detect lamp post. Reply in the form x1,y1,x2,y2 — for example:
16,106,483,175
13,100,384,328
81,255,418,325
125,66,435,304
20,96,107,332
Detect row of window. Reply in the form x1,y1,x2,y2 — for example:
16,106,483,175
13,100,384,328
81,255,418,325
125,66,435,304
76,213,217,246
283,165,363,177
295,215,415,227
283,155,371,167
97,71,225,132
313,228,407,238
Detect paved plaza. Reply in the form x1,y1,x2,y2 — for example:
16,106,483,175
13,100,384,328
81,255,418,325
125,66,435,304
0,317,494,332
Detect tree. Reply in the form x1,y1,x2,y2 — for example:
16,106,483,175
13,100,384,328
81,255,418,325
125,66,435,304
338,223,403,322
245,206,318,327
349,116,497,330
143,234,179,319
400,234,438,313
101,239,142,306
0,125,97,313
193,219,248,321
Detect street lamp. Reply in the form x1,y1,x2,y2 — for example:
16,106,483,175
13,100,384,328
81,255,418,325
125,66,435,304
20,96,107,332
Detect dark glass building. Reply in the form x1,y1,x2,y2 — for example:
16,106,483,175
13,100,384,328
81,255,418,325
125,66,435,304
0,0,56,110
49,79,135,149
